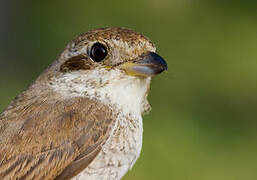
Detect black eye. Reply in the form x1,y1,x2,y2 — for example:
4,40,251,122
90,43,108,62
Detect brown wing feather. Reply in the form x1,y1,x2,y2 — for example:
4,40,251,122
0,94,117,180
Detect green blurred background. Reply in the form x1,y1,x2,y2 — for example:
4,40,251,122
1,1,257,179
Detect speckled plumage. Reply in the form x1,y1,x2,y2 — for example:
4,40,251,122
0,27,167,180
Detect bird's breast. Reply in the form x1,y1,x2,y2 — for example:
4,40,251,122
72,112,143,180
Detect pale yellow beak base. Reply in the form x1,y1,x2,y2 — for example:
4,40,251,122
119,52,168,77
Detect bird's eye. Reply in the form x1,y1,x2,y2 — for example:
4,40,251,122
90,43,108,62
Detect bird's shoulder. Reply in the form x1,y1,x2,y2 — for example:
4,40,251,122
0,93,117,179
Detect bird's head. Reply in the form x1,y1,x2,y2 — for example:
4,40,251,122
41,27,167,114
57,27,167,78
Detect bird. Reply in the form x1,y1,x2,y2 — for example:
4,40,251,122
0,27,167,180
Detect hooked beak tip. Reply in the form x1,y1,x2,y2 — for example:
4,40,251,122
120,52,168,77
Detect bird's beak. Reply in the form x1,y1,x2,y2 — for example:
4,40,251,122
120,52,168,77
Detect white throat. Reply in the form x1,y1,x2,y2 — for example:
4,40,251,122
49,69,151,116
